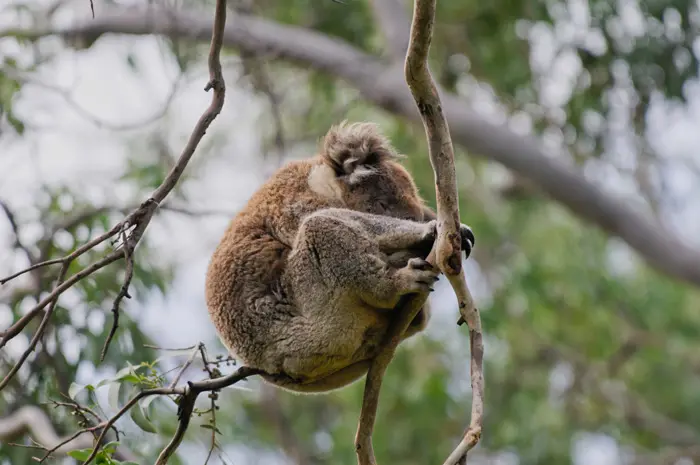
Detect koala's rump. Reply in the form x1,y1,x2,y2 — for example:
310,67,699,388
205,228,294,370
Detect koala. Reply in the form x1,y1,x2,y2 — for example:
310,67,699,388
205,121,475,393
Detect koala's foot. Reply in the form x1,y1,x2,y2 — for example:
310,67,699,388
397,257,440,294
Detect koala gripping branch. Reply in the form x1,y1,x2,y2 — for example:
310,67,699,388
355,1,484,465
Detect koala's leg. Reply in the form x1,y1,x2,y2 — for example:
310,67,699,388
294,210,439,310
264,360,372,394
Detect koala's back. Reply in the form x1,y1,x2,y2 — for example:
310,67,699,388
205,158,340,373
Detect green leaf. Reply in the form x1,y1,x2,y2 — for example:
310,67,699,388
68,382,93,399
107,381,121,411
102,441,120,453
67,448,93,460
130,400,158,433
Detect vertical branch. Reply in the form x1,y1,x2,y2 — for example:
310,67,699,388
404,1,484,463
355,1,484,464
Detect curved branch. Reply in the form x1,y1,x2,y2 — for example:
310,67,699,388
3,6,700,288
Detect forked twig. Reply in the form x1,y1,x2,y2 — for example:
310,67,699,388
0,0,229,390
355,1,484,464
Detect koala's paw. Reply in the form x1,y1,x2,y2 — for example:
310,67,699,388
460,223,475,258
397,258,440,294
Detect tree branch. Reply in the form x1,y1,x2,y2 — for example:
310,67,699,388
0,0,227,391
4,6,700,288
355,1,482,464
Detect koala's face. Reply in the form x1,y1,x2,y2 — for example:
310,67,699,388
315,121,428,222
341,160,425,221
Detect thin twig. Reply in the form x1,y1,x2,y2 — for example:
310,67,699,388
153,366,262,465
0,0,229,387
0,248,123,352
80,387,179,465
0,199,37,267
38,427,97,463
203,394,217,465
0,265,69,391
168,344,202,389
100,227,134,361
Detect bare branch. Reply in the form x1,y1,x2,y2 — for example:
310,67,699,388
0,199,38,271
81,386,180,465
356,1,482,464
0,219,121,288
153,366,262,465
0,0,228,389
6,7,700,287
0,239,123,353
0,264,69,391
100,227,134,361
1,363,260,464
168,344,202,389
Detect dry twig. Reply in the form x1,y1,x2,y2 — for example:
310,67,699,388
0,0,229,389
354,1,484,464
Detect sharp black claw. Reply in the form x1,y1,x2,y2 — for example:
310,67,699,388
460,224,475,252
463,244,473,259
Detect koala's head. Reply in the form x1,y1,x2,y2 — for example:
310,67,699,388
308,121,427,221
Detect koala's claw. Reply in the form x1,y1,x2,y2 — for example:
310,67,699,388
400,258,440,294
408,257,435,271
460,223,475,258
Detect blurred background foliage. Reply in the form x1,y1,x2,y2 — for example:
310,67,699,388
2,0,700,464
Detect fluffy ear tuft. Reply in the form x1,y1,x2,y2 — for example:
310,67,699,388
319,121,402,176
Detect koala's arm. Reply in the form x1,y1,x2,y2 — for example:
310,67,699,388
316,208,436,252
292,209,440,310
